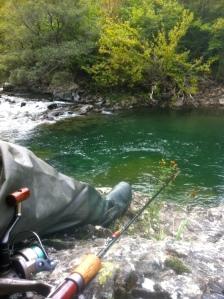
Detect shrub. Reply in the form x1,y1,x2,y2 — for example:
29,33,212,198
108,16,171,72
209,18,224,81
86,19,150,88
88,10,210,98
50,71,74,87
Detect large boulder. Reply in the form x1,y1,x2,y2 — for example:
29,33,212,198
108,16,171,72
36,197,224,299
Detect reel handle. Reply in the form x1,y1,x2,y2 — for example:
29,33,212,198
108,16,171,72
6,188,30,206
0,188,30,274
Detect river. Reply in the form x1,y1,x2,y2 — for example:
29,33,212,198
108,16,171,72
1,94,224,205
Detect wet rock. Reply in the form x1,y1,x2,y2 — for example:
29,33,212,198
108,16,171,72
53,91,72,102
101,110,113,115
45,116,55,121
3,82,15,92
69,83,79,91
171,98,186,108
27,199,223,299
5,97,16,104
72,93,80,102
20,102,26,107
7,190,224,299
95,100,104,107
131,288,171,299
79,104,94,115
50,111,63,117
47,103,58,110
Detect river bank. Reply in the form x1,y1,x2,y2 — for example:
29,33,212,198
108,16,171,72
2,80,224,117
35,190,224,299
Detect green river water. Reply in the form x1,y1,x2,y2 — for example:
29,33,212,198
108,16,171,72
21,108,224,206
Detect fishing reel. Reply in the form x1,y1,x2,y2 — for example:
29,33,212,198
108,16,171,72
10,231,56,279
0,188,56,280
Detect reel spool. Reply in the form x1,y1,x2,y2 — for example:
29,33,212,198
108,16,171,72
12,245,56,279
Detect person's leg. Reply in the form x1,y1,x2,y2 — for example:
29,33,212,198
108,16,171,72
0,140,132,236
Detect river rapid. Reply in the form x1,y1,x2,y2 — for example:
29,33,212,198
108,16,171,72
0,93,77,141
1,93,224,206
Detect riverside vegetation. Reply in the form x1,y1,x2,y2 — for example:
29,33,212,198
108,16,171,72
0,0,224,105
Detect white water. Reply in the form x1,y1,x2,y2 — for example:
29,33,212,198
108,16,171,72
0,94,77,142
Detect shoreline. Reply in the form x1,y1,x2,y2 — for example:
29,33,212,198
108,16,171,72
2,80,224,114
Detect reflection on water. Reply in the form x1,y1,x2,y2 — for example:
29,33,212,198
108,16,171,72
16,108,224,206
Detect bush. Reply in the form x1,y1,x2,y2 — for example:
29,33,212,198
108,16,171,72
50,71,74,87
86,19,150,88
9,67,41,86
120,0,185,40
88,10,209,98
209,18,224,81
144,10,208,96
0,0,101,87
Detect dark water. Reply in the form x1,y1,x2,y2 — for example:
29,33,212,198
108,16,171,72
20,108,224,206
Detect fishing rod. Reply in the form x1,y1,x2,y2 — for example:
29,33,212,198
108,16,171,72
47,170,179,299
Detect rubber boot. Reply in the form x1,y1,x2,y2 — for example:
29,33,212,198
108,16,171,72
100,182,132,227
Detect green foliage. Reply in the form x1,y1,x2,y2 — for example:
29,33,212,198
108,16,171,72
209,18,224,80
165,257,191,274
147,201,165,240
180,20,211,59
180,0,224,22
158,159,179,182
120,0,185,40
50,71,74,87
146,10,210,96
87,6,209,98
150,10,195,93
0,0,224,99
0,0,101,85
98,262,117,285
179,0,224,82
175,218,188,240
86,19,150,87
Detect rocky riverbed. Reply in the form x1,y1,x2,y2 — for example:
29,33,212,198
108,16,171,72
2,80,224,144
2,79,224,116
30,190,224,299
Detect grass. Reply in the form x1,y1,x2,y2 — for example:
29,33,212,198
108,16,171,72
165,257,191,275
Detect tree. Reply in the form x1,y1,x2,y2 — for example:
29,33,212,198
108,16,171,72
209,18,224,81
179,0,224,22
0,0,101,86
120,0,185,40
145,10,210,97
86,18,150,87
